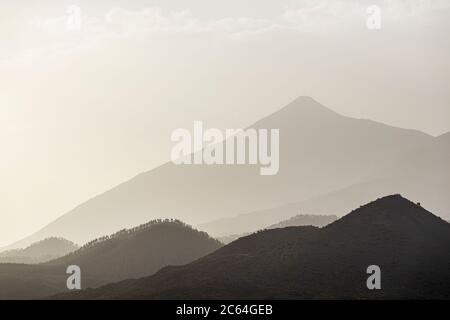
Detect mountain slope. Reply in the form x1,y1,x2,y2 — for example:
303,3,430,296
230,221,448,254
0,238,78,264
57,195,450,299
274,130,450,221
201,130,450,237
6,97,433,249
47,219,222,282
0,220,221,299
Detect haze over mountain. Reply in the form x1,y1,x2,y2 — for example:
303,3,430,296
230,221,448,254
57,195,450,299
261,130,450,223
2,0,450,252
201,202,339,237
217,213,337,244
205,130,450,236
0,220,221,299
0,237,78,264
267,214,337,229
6,97,445,250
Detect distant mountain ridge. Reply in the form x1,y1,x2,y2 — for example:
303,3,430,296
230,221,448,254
200,200,339,237
218,213,337,244
268,214,337,229
0,237,78,264
56,195,450,299
6,96,444,250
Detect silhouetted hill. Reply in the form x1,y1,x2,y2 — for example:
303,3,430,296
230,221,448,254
0,237,78,264
6,97,434,250
47,219,222,281
57,196,450,299
218,214,337,244
0,220,221,299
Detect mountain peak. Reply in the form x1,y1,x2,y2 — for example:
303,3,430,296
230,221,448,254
278,96,340,118
289,96,335,110
290,95,317,103
325,194,450,238
332,194,419,222
253,96,340,129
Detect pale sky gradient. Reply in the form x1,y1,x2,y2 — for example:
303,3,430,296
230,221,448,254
1,0,450,246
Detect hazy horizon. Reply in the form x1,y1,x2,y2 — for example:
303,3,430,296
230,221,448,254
1,0,450,246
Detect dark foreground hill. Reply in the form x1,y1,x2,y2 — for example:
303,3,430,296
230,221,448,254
0,237,78,264
0,220,221,299
56,195,450,299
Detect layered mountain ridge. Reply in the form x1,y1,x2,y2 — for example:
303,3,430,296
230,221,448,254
6,96,447,250
55,195,450,300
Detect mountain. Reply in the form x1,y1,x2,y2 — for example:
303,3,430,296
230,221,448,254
0,237,78,264
6,97,435,250
264,130,450,222
47,219,222,282
267,214,337,229
200,201,338,237
201,128,450,238
0,220,221,299
217,213,337,244
55,195,450,299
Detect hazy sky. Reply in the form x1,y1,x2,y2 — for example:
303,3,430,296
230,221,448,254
1,0,450,246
